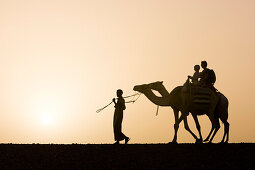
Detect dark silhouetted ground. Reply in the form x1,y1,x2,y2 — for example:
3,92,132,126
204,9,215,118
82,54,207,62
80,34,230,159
0,143,254,169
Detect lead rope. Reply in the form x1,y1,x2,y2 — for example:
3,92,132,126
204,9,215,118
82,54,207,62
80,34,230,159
156,105,159,116
96,93,141,113
125,93,141,103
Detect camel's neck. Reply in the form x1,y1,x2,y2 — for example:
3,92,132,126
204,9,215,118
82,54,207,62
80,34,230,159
154,85,169,97
142,89,170,106
145,81,170,97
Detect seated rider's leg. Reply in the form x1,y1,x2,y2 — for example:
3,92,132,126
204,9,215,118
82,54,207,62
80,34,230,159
208,84,216,92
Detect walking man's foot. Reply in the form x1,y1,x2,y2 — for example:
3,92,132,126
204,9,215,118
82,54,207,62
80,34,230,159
125,137,130,144
114,141,119,145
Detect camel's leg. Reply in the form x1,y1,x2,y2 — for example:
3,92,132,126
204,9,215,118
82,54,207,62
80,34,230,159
204,115,215,142
182,113,199,141
220,115,230,143
209,116,220,143
220,121,229,143
220,118,226,143
191,113,203,143
225,122,229,143
171,109,180,143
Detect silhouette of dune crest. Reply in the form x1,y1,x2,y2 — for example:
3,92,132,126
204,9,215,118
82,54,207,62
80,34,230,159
0,143,254,169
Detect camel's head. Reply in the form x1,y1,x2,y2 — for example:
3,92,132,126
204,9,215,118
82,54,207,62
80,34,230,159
133,81,163,93
148,81,164,91
133,84,150,93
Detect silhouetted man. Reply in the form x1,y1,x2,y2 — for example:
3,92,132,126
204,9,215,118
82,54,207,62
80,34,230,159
200,61,216,92
200,61,210,85
112,89,130,144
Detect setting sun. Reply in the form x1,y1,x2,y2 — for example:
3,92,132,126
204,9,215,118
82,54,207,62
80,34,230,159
42,114,53,126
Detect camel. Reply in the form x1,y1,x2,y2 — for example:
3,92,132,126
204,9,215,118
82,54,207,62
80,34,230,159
133,80,229,143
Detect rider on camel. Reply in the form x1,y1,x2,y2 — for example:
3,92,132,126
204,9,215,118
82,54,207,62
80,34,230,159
188,65,200,85
199,61,217,92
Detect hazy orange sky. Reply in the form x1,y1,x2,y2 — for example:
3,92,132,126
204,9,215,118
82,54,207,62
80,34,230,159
0,0,254,143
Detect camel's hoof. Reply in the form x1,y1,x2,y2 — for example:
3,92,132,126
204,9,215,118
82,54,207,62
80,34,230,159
203,138,209,142
203,140,212,144
195,139,203,144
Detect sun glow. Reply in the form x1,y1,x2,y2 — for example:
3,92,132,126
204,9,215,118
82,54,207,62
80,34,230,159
42,114,53,126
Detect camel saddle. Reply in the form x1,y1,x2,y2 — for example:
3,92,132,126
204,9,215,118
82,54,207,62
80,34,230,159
192,87,211,104
182,83,211,104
